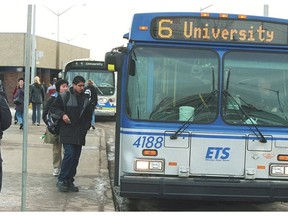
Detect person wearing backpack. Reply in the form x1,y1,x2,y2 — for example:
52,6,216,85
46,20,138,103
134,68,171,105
42,79,69,177
0,80,12,192
50,76,93,192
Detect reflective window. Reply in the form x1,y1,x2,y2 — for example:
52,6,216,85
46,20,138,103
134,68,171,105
126,47,219,123
223,52,288,126
65,70,115,95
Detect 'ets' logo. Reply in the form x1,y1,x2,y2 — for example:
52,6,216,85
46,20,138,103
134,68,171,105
205,147,230,161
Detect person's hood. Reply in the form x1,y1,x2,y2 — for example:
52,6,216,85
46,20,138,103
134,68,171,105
34,83,42,88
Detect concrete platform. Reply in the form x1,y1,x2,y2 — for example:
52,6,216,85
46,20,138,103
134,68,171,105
0,108,115,211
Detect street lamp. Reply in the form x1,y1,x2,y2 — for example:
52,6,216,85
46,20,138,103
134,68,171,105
63,33,87,44
44,5,77,43
44,4,85,69
200,4,213,12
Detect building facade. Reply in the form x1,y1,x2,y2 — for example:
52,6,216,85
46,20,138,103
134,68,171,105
0,33,90,105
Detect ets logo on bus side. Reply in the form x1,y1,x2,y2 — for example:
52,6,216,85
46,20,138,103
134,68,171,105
205,147,230,161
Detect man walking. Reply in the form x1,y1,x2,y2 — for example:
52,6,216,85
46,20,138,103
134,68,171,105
50,76,93,192
85,79,98,129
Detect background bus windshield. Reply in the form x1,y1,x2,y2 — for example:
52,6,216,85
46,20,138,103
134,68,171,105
65,69,115,96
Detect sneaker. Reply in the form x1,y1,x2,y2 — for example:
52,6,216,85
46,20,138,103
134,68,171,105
91,125,95,130
67,182,79,192
53,168,60,177
36,123,40,126
19,124,23,130
56,181,68,192
14,120,18,124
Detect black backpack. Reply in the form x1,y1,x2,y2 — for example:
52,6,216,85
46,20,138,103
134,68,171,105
46,92,69,135
0,94,12,131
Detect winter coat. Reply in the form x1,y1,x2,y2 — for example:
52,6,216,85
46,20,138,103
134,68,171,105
42,92,61,145
85,85,98,108
14,87,25,112
30,83,45,104
42,92,58,124
49,87,92,146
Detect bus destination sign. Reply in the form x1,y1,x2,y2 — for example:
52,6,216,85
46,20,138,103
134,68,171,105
151,17,288,45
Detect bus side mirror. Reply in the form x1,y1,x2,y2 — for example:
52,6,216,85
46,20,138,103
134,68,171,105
105,47,126,72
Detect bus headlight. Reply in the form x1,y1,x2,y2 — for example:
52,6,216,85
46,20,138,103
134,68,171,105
134,159,164,172
270,164,288,176
98,98,108,104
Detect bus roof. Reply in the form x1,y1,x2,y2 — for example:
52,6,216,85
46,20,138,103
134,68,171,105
64,59,106,72
128,12,288,47
131,12,288,22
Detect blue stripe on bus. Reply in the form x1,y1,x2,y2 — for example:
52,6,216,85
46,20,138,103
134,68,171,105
120,129,288,141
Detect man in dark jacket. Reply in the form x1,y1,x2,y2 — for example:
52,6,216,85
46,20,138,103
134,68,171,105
50,76,93,192
84,79,98,129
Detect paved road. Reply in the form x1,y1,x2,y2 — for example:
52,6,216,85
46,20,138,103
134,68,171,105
0,108,115,211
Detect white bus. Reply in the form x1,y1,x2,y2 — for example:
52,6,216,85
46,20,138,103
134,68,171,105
64,59,117,118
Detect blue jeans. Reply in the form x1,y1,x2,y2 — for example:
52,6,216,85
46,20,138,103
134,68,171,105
32,103,41,124
58,144,82,183
91,113,95,126
16,110,24,125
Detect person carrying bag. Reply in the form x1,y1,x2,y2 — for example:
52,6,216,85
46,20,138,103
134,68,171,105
42,79,69,177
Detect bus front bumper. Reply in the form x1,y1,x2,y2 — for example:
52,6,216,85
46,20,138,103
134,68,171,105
94,109,116,116
120,176,288,201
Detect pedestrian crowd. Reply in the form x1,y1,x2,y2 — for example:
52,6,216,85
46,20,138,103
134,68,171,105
1,75,98,193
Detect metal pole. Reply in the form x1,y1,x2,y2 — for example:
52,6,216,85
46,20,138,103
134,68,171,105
31,5,36,84
56,14,60,69
57,12,60,42
22,4,32,211
264,4,269,17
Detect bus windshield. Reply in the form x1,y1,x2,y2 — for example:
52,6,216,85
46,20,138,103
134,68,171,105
65,69,115,96
126,46,219,122
126,47,288,126
223,51,288,126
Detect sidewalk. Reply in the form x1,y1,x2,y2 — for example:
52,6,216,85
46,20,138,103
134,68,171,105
0,108,115,211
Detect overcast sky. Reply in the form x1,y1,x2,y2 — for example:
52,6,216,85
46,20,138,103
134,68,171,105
0,0,286,61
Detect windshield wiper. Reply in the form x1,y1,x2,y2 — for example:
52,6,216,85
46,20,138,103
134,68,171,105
223,90,267,143
94,83,104,95
238,82,288,120
170,90,218,139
